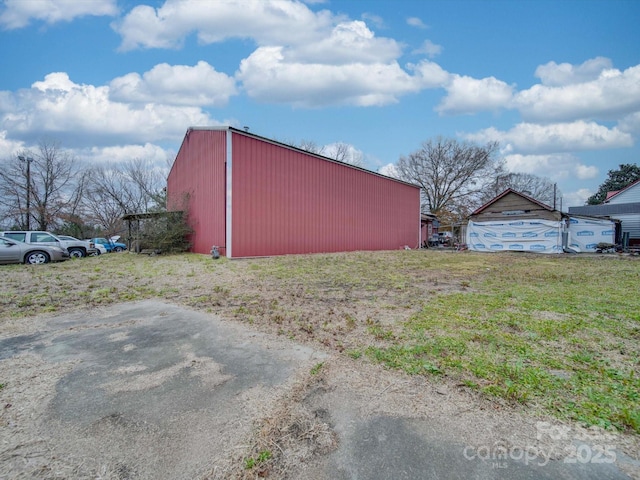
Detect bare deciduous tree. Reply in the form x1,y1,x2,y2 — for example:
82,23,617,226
0,140,84,231
325,142,364,167
396,137,502,215
480,172,560,207
295,139,326,155
124,158,166,211
83,158,165,236
282,138,365,167
83,169,130,235
0,160,27,229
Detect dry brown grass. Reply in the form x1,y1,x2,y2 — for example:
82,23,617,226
0,250,466,348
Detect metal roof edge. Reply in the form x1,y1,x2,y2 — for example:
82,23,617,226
186,125,230,133
566,213,620,223
568,202,640,215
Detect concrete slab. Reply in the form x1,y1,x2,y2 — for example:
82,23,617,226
0,301,324,479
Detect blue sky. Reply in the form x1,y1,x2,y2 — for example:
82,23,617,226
1,0,639,208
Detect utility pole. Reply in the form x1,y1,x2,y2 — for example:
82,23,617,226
18,155,33,230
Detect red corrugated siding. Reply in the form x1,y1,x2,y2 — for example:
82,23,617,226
230,133,419,257
167,129,227,255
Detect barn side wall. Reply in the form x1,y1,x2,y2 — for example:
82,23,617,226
167,129,227,255
229,133,420,257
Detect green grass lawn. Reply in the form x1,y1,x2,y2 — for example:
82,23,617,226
1,250,638,434
363,254,640,434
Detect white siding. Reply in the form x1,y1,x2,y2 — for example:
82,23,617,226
606,182,640,240
613,213,640,240
608,182,640,204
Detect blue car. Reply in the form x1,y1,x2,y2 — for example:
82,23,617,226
90,237,127,253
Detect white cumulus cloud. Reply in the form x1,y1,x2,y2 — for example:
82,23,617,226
0,0,117,29
0,72,219,147
534,57,613,86
0,130,26,160
413,40,443,58
618,112,640,135
575,164,599,180
515,62,640,122
503,153,599,185
287,20,402,64
109,61,237,107
237,46,426,107
84,143,175,170
114,1,435,109
564,188,594,208
113,0,335,51
410,60,451,88
378,163,399,178
437,75,514,115
465,121,633,154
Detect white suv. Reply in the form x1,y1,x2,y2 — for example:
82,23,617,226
1,231,96,258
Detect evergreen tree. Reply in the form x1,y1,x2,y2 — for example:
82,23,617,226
587,164,640,204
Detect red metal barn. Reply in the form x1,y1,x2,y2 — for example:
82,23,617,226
167,127,421,258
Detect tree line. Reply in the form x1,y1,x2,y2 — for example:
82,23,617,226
0,140,167,240
394,138,639,226
394,137,563,227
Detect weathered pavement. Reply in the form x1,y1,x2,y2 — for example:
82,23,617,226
0,301,637,479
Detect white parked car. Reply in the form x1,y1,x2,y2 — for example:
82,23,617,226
93,243,107,255
55,235,98,257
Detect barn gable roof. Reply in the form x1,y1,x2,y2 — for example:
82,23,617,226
470,188,554,216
